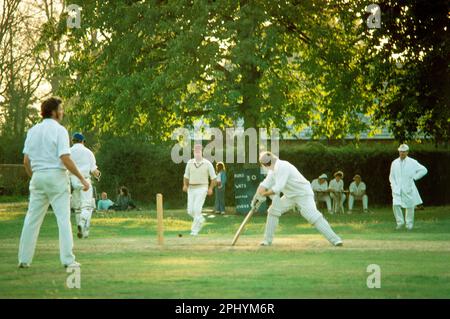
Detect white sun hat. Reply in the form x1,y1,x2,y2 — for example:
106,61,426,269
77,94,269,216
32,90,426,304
398,144,409,152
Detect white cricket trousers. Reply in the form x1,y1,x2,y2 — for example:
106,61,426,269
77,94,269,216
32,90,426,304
393,205,415,229
19,169,76,266
348,194,368,210
187,186,208,234
264,195,342,245
71,176,94,237
315,193,332,212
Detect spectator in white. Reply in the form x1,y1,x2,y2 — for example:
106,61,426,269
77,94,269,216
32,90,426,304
329,171,346,214
311,174,332,213
70,132,101,239
253,152,342,247
389,144,427,230
19,97,89,269
182,144,216,235
348,174,369,213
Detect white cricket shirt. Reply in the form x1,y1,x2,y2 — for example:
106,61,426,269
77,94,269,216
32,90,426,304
349,181,366,196
260,159,314,198
23,119,71,172
184,158,216,185
70,143,97,177
311,179,329,192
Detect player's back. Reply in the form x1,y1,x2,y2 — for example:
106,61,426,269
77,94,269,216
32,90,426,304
70,143,95,176
24,119,68,171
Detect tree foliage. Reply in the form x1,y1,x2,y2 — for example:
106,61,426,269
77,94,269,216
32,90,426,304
1,0,447,145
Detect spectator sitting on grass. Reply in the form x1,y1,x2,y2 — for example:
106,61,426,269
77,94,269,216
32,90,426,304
110,186,137,211
97,192,114,211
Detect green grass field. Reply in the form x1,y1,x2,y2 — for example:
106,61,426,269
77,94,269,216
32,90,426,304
0,202,449,299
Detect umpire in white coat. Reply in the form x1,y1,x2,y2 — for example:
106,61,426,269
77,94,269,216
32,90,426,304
19,97,89,268
389,144,427,230
253,152,342,246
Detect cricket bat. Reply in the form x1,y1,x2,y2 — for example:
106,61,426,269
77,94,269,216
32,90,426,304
231,204,259,246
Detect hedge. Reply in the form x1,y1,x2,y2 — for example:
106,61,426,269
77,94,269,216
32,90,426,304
95,140,450,208
2,139,449,208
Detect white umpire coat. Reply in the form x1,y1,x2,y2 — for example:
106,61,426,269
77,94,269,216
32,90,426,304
389,156,427,208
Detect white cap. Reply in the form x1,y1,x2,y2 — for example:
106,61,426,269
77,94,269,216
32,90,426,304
319,174,328,180
398,144,409,152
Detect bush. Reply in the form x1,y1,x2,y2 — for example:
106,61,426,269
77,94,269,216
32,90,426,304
0,164,29,196
4,136,448,208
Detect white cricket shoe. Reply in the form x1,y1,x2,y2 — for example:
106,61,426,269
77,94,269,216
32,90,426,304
18,262,30,268
334,241,344,247
259,240,272,246
64,261,81,268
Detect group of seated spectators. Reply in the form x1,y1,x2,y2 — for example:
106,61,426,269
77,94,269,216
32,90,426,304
96,186,137,211
311,171,369,214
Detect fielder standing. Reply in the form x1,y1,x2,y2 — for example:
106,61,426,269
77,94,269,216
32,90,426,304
182,144,216,235
252,152,342,246
19,97,89,268
70,132,100,239
389,144,427,230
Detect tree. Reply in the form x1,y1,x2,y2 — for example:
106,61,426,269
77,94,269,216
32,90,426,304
0,0,45,141
363,0,450,143
58,0,448,143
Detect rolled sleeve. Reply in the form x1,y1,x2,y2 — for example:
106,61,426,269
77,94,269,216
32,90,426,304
208,162,217,180
57,127,71,157
23,131,31,155
183,163,190,179
260,172,275,189
89,151,98,172
361,183,366,192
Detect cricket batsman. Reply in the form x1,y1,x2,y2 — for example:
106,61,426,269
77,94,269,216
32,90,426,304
182,144,216,235
70,132,100,239
252,151,343,246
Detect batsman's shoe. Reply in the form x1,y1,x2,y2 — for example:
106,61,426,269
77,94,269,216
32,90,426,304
64,261,81,268
259,240,272,246
190,231,198,236
18,262,30,268
334,241,344,247
77,225,83,239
